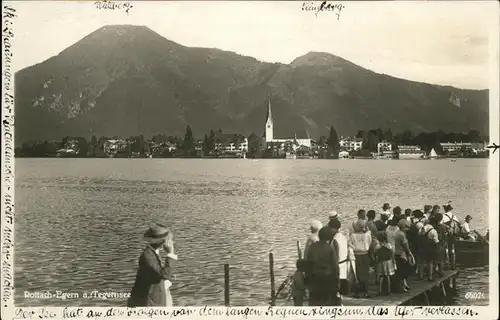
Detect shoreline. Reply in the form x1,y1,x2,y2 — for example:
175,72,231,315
13,156,489,160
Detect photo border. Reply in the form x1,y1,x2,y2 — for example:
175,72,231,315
2,1,499,319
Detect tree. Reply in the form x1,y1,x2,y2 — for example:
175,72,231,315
402,130,414,145
318,136,327,147
182,125,195,157
90,135,98,157
362,131,379,152
467,130,481,142
61,136,69,149
74,137,89,157
202,134,210,156
247,132,263,158
208,129,216,152
384,128,393,142
138,135,146,154
326,126,340,158
376,128,384,142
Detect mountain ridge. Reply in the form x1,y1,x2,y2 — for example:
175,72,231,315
14,24,489,145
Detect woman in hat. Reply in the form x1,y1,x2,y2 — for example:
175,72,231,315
304,220,323,259
328,210,340,224
128,223,177,307
349,220,372,298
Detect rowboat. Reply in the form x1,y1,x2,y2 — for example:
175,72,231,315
455,231,489,265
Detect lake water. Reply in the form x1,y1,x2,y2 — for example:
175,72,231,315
14,158,490,306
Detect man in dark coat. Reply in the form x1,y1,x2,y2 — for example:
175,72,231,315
305,226,340,306
128,223,177,307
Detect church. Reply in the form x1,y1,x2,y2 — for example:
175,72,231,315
264,97,313,148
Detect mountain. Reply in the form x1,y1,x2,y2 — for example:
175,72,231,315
15,25,489,145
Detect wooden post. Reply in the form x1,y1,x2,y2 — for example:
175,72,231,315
441,282,447,297
450,242,456,270
224,264,230,306
423,291,430,305
296,241,302,259
452,275,457,291
269,252,276,306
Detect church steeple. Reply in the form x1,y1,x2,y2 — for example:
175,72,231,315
266,95,273,124
265,95,274,142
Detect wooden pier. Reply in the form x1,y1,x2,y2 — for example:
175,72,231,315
274,269,459,307
222,249,460,307
341,270,459,306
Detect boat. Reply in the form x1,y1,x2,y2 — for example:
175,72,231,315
428,148,438,160
454,232,489,265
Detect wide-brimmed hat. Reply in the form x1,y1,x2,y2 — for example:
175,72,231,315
443,204,453,211
329,210,339,219
382,203,391,210
144,223,170,244
353,219,367,233
310,219,323,232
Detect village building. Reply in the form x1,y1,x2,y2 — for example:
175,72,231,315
339,137,363,151
440,142,472,153
214,133,248,154
338,150,350,159
104,139,130,156
397,145,426,159
377,141,392,154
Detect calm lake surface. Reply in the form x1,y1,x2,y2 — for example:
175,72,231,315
15,158,490,306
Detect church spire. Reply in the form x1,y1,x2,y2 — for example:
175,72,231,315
266,95,273,124
265,94,274,142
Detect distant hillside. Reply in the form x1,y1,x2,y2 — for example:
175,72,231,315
15,25,489,145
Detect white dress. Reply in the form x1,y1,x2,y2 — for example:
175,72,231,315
163,252,178,306
164,281,173,306
334,233,349,280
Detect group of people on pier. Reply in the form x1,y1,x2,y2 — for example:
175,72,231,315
292,202,474,306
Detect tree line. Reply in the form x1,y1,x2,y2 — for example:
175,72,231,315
15,124,487,158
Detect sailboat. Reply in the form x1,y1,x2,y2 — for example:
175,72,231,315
428,148,438,160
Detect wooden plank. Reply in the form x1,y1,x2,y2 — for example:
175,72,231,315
341,270,458,306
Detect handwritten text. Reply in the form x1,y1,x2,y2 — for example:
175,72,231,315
2,4,16,311
302,1,345,20
94,0,133,14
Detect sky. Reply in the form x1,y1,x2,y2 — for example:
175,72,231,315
7,1,499,89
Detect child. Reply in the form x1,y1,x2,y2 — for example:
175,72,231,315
350,220,372,298
291,259,307,306
374,231,395,295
